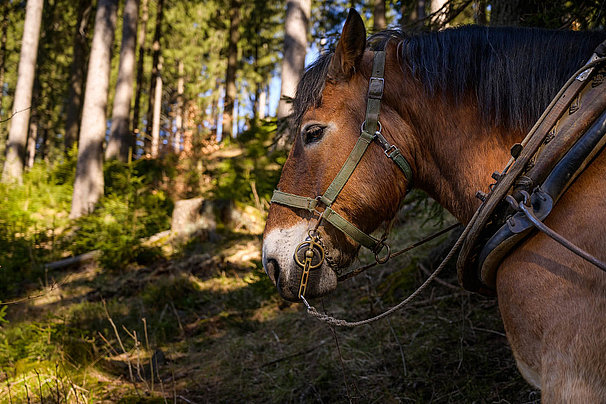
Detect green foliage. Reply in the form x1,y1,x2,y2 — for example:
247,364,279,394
0,161,73,296
211,119,286,205
70,159,174,270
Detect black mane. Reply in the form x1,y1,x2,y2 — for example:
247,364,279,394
293,26,605,132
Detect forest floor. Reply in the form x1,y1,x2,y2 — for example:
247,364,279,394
0,144,540,403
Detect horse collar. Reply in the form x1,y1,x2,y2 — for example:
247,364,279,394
270,50,414,297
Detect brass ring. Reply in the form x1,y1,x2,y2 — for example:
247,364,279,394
294,240,325,269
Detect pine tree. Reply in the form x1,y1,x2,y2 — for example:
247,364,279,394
64,0,92,153
221,0,242,142
70,0,118,218
276,0,311,120
1,0,44,183
106,0,139,162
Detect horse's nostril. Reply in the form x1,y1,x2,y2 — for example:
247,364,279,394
266,258,280,285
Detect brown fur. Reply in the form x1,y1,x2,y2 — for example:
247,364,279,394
263,10,606,399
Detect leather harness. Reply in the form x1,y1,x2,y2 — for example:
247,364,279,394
270,40,606,299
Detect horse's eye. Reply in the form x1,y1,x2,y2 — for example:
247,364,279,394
302,124,326,145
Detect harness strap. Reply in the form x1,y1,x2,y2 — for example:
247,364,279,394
318,129,375,206
323,207,381,250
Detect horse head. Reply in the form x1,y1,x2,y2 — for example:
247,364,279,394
263,9,415,301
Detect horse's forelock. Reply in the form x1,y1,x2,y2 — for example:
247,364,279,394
291,53,333,134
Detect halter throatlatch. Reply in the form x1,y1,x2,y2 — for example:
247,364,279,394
270,50,414,298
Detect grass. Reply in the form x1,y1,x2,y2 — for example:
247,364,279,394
0,139,539,403
0,207,539,403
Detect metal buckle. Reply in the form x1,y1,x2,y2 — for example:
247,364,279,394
384,145,397,157
368,77,384,99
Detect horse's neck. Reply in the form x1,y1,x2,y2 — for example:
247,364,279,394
407,99,524,223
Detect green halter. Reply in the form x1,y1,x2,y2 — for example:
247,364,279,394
271,50,413,258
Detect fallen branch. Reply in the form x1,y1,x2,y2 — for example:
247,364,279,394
44,250,101,270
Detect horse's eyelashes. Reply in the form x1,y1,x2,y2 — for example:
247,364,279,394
303,124,326,145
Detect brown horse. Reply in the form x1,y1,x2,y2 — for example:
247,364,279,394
263,9,606,400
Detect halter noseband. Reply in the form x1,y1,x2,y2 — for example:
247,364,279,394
270,50,413,297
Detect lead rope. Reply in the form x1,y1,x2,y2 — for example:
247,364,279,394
301,210,479,327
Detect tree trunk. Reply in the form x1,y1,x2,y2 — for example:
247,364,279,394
221,0,241,142
1,0,43,183
145,0,164,155
174,58,184,153
257,85,267,120
276,0,310,120
373,0,386,31
106,0,139,162
70,0,118,219
211,80,221,140
150,56,162,157
64,0,92,154
430,0,448,27
25,120,37,169
0,6,9,119
490,0,521,26
132,0,148,152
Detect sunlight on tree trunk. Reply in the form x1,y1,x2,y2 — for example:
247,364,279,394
132,0,149,151
430,0,448,28
1,0,43,183
257,85,267,120
64,0,92,154
174,59,184,153
222,0,241,143
276,0,310,121
70,0,118,219
145,0,164,155
106,0,139,162
150,56,162,158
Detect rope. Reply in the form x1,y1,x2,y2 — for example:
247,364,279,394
337,223,460,282
302,211,479,327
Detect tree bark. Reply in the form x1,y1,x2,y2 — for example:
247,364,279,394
0,6,9,120
132,0,148,152
490,0,522,26
373,0,386,31
257,85,267,120
25,120,37,169
276,0,310,120
70,0,118,219
1,0,43,183
145,0,164,155
221,0,241,142
174,58,184,153
64,0,92,154
150,56,162,157
430,0,448,27
106,0,139,162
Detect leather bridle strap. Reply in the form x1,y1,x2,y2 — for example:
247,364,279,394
271,50,413,254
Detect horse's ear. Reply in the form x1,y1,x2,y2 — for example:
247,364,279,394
328,9,366,80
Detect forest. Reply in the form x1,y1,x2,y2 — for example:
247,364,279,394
0,0,605,402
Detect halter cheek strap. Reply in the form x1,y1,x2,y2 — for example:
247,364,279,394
271,50,413,256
